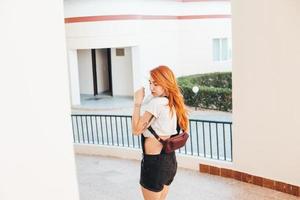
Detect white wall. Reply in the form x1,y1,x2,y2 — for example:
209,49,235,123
67,50,81,105
232,0,300,186
137,20,179,81
65,21,140,50
77,49,93,94
111,47,134,96
0,0,80,199
178,18,232,76
63,0,230,17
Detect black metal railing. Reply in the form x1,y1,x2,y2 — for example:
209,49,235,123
71,114,233,162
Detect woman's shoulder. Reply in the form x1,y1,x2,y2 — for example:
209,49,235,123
144,96,168,118
149,96,168,105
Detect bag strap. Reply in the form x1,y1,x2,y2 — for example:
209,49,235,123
147,126,165,144
147,119,181,144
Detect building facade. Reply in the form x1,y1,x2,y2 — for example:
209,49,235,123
64,0,232,105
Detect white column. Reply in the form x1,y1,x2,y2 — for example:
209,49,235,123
0,1,80,199
67,50,81,106
232,0,300,186
131,46,144,91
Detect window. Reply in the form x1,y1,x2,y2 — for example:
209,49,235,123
213,38,232,61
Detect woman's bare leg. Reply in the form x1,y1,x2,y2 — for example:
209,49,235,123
141,186,162,200
159,185,169,200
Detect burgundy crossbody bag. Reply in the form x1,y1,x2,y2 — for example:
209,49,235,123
147,120,189,153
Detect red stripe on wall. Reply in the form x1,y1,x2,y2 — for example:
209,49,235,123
65,14,231,24
178,15,231,20
181,0,230,2
64,15,141,23
141,15,178,20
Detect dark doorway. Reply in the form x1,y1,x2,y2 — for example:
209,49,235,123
106,48,113,96
91,49,98,96
90,48,113,96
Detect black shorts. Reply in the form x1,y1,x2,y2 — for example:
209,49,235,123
140,151,177,192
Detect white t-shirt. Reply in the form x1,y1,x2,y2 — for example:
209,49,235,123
142,97,177,138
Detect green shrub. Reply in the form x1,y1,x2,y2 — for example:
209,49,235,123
178,72,232,89
177,72,232,112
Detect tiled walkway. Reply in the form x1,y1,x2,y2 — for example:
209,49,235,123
75,154,299,200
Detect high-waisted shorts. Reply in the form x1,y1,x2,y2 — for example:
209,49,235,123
140,151,177,192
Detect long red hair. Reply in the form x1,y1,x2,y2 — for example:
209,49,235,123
150,65,189,131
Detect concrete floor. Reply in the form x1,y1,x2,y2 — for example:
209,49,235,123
72,94,232,122
75,154,299,200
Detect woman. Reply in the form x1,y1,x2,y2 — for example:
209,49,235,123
132,65,189,200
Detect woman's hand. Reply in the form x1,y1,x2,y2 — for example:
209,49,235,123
134,87,145,104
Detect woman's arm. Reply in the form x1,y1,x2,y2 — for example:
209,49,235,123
132,108,154,135
132,87,154,135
